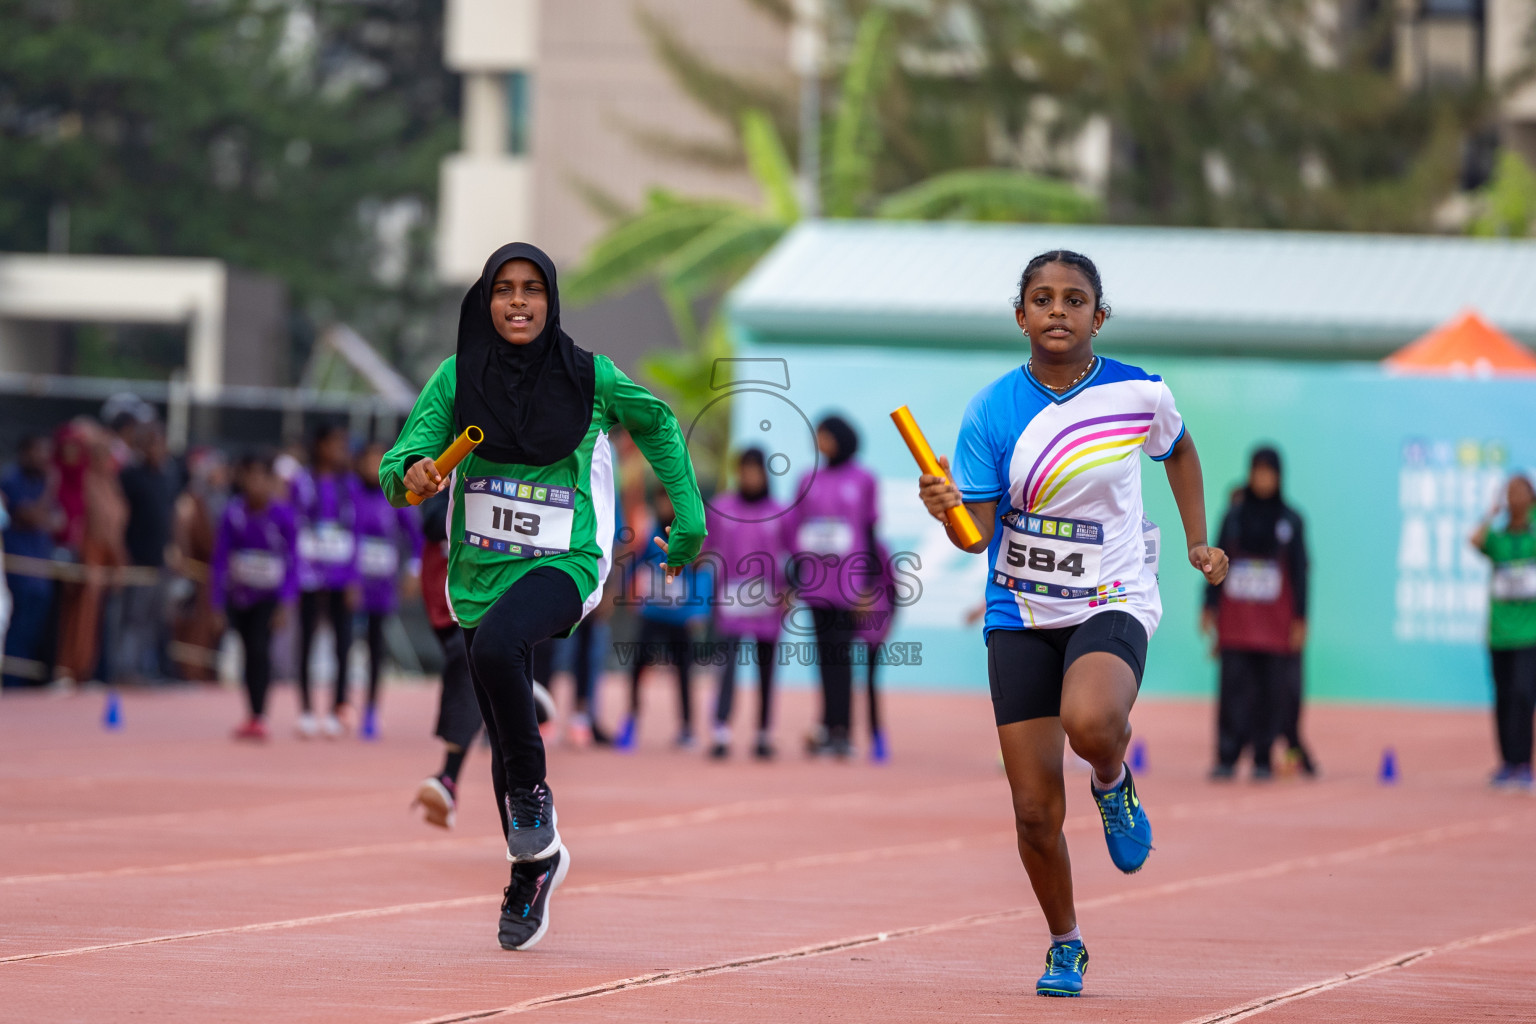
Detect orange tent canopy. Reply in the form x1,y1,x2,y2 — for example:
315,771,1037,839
1384,310,1536,375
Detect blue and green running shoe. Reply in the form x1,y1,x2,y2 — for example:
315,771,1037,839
1092,764,1153,873
1036,940,1089,997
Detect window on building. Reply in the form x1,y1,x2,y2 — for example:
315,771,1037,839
506,71,533,156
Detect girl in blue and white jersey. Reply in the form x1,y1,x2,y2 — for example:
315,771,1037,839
918,250,1228,998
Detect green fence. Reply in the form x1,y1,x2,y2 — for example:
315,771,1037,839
725,342,1535,706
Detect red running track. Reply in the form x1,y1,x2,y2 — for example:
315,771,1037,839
2,681,1533,1022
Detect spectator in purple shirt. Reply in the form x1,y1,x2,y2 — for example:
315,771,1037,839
785,415,881,759
211,451,298,741
291,423,360,738
704,448,791,761
353,442,424,740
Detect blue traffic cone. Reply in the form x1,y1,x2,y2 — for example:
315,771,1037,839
1378,747,1398,784
1129,738,1148,774
102,690,123,731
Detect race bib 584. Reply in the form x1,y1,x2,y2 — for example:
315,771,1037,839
992,511,1103,599
462,476,576,559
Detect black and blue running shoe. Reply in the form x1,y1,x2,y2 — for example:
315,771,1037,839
1036,940,1089,997
1092,764,1153,874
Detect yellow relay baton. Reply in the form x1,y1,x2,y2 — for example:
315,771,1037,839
406,425,484,506
890,406,984,549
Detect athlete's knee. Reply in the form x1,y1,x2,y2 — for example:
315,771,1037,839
1061,704,1129,759
1011,794,1064,849
470,632,532,685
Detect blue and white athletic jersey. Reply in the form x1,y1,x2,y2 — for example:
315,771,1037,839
952,357,1185,638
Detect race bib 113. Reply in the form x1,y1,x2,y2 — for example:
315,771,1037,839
462,476,576,559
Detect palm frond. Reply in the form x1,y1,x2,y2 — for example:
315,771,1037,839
742,0,792,26
741,109,801,222
825,8,896,217
563,200,743,307
564,172,636,225
661,212,788,296
635,7,796,134
876,168,1102,223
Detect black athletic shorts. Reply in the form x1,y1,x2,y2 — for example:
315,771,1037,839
986,611,1148,727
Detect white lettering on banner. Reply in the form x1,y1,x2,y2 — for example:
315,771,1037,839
358,537,399,578
1394,438,1503,645
1225,559,1282,602
461,476,575,558
797,519,855,556
230,551,284,590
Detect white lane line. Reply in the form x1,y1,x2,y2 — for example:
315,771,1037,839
7,801,1524,972
0,781,989,887
1180,921,1536,1024
0,831,1010,965
0,774,1344,888
392,810,1534,1023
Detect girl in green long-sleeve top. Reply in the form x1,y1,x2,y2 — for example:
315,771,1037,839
381,242,705,952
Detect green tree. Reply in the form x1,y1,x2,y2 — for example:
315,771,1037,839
567,7,1099,480
1011,0,1495,231
1471,150,1536,238
0,0,457,373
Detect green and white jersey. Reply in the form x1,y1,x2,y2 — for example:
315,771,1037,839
381,353,705,629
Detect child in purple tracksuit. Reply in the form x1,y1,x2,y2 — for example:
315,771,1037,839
784,415,881,759
354,442,424,740
704,448,791,760
212,451,298,740
291,423,360,737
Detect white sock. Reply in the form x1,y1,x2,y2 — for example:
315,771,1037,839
1050,926,1082,945
1092,763,1126,793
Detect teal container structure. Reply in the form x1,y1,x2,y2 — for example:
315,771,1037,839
724,222,1536,705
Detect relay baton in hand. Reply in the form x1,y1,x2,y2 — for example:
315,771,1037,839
406,425,484,506
890,406,984,548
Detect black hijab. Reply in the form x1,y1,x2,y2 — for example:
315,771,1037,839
455,242,595,466
818,415,859,468
1238,447,1285,556
738,448,769,503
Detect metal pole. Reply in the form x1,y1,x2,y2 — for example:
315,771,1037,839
791,0,824,218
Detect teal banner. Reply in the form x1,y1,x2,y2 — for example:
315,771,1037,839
724,343,1536,705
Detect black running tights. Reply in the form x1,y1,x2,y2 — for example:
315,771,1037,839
1491,646,1536,767
462,567,583,838
713,637,776,732
229,599,276,718
629,618,696,728
812,606,856,739
364,612,387,710
298,587,352,712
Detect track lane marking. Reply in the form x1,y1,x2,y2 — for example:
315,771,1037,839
5,802,1523,974
0,776,1351,888
0,781,993,886
420,810,1529,1022
1179,920,1536,1023
399,812,1533,1023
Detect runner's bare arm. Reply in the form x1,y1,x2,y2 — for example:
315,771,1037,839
1161,430,1228,585
919,455,995,554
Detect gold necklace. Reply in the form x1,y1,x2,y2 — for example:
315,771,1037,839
1029,356,1096,393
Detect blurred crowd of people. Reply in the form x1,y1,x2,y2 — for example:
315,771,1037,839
0,401,905,765
1,396,189,690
